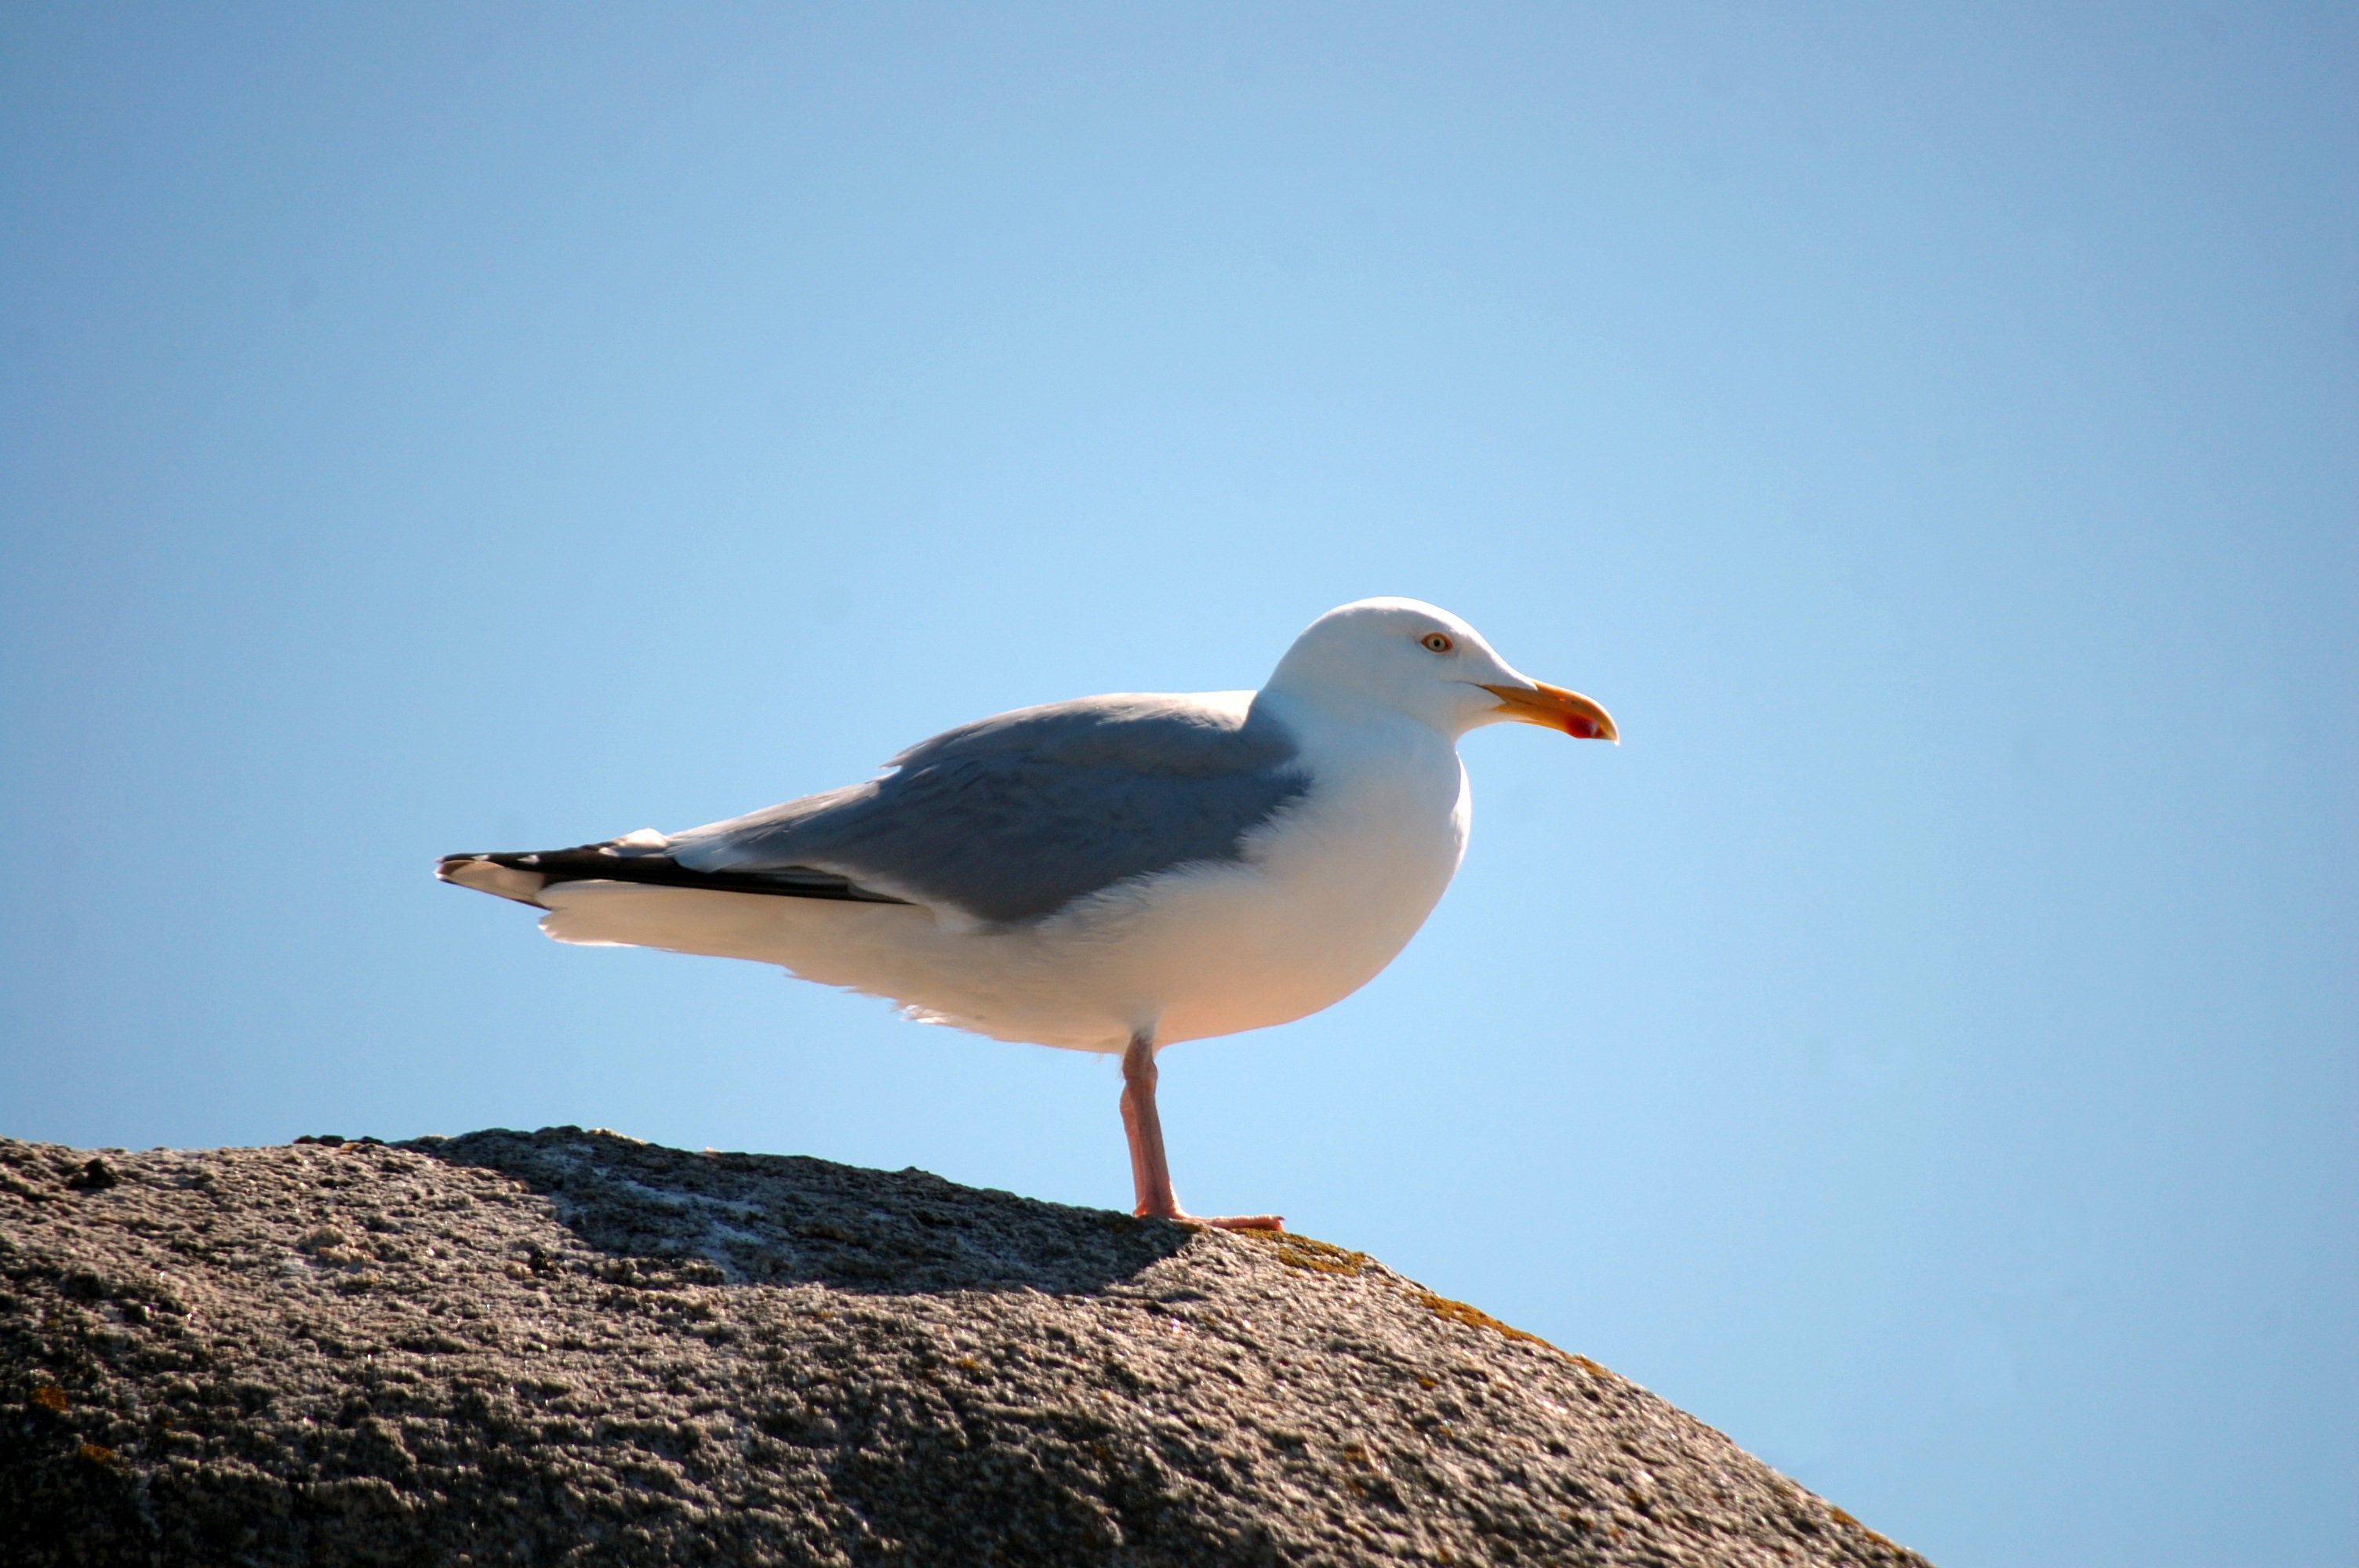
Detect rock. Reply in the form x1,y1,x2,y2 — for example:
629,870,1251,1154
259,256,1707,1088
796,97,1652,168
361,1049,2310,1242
63,1159,118,1192
0,1128,1931,1566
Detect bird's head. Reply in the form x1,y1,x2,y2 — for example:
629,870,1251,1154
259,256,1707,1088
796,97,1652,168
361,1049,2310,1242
1265,597,1618,743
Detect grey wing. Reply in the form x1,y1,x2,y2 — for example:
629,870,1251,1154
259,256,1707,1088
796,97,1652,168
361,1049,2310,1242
667,693,1310,924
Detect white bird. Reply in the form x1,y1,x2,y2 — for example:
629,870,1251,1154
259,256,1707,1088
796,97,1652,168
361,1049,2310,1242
439,597,1616,1229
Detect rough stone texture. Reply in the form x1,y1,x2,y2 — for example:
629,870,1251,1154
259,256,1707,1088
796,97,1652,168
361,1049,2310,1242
1,1128,1932,1566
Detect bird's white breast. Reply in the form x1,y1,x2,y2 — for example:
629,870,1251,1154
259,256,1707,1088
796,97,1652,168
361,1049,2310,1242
958,693,1473,1050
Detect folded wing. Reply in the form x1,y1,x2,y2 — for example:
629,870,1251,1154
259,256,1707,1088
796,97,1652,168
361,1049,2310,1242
672,692,1308,924
442,692,1311,927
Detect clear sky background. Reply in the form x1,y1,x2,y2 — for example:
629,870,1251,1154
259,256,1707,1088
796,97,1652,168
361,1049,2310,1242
2,5,2352,1563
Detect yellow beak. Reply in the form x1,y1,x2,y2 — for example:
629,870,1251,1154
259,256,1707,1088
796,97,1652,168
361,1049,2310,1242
1481,681,1619,742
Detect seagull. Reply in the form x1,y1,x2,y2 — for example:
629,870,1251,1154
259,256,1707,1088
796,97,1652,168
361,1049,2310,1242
438,597,1616,1229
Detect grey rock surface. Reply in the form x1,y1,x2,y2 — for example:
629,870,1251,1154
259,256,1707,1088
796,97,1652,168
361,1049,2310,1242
2,1128,1931,1566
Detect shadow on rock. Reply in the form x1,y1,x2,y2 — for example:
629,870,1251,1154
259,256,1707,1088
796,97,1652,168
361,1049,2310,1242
405,1126,1191,1298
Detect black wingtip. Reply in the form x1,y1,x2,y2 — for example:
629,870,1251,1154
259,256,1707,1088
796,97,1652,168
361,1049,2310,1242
438,840,911,906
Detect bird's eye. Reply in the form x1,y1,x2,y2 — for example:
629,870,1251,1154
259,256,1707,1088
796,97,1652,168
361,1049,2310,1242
1421,633,1455,653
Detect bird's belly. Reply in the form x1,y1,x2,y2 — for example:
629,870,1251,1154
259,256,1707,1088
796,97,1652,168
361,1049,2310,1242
1045,765,1470,1047
1117,860,1449,1047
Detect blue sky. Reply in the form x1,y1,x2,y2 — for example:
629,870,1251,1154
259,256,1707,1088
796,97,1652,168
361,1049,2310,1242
2,5,2352,1563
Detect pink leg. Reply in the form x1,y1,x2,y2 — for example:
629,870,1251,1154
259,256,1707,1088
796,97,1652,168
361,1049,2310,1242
1121,1033,1283,1231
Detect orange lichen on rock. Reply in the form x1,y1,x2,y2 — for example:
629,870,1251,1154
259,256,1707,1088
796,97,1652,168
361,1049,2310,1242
1246,1231,1370,1276
1412,1288,1554,1348
1830,1505,1904,1550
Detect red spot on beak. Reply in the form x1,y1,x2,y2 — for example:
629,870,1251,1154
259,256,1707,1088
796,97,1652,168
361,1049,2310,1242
1481,681,1619,742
